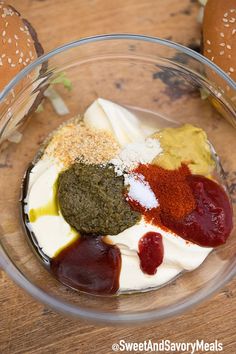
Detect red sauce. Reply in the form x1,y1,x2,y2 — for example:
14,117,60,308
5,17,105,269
161,175,233,247
51,236,121,295
138,232,164,275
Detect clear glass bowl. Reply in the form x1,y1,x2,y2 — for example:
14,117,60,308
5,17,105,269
0,34,235,324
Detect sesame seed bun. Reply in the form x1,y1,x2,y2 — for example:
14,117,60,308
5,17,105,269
0,2,44,90
0,2,46,142
203,0,236,91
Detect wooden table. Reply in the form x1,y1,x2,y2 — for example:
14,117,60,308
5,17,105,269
0,1,235,353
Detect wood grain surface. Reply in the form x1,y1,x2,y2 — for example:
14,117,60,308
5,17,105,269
0,1,235,353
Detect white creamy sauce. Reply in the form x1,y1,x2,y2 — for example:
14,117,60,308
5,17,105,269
24,98,213,293
106,219,212,291
84,98,156,146
25,157,77,258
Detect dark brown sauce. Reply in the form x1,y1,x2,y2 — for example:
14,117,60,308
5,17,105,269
51,236,121,295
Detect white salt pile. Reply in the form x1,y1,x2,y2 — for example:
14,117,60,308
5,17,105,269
125,173,159,210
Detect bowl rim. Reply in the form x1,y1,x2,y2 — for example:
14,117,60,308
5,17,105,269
0,33,236,324
0,33,236,101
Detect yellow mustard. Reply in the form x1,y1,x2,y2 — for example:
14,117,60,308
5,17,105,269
152,124,215,176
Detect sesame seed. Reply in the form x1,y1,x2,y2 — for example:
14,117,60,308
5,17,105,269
27,43,30,47
220,32,225,37
1,53,5,58
14,34,19,40
224,12,228,17
27,38,31,43
2,30,6,36
16,49,19,54
20,27,24,31
220,51,225,55
228,54,232,59
227,72,231,76
15,42,18,47
206,40,211,45
223,18,228,22
23,62,27,66
20,52,24,57
207,49,211,53
220,43,225,46
229,18,236,23
5,21,8,27
230,9,236,13
11,63,16,67
24,25,28,31
7,38,11,43
7,58,12,64
26,58,30,63
19,57,23,63
0,58,2,66
2,14,6,18
232,29,236,35
224,24,230,27
226,44,232,49
3,7,14,17
211,56,214,61
229,67,234,72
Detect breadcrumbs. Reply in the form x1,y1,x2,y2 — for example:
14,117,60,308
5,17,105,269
44,120,120,167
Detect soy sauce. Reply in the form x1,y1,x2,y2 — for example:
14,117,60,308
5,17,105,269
51,236,121,295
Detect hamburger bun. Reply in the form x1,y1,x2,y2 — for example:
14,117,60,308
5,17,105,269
0,2,46,142
202,0,236,96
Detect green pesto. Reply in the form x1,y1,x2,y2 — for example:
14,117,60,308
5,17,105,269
57,162,141,235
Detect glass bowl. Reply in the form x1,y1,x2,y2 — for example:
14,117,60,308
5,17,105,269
0,34,235,325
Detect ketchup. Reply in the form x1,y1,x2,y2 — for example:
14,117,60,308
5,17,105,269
161,175,233,247
138,232,164,275
51,236,121,295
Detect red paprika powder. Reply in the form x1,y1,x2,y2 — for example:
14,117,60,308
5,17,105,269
127,163,196,227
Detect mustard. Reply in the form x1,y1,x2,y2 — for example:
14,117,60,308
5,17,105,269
152,124,215,176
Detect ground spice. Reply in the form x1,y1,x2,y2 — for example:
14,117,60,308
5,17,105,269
45,120,120,167
127,163,196,227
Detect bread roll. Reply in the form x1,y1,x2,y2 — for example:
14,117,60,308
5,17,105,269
0,2,46,142
203,0,236,95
